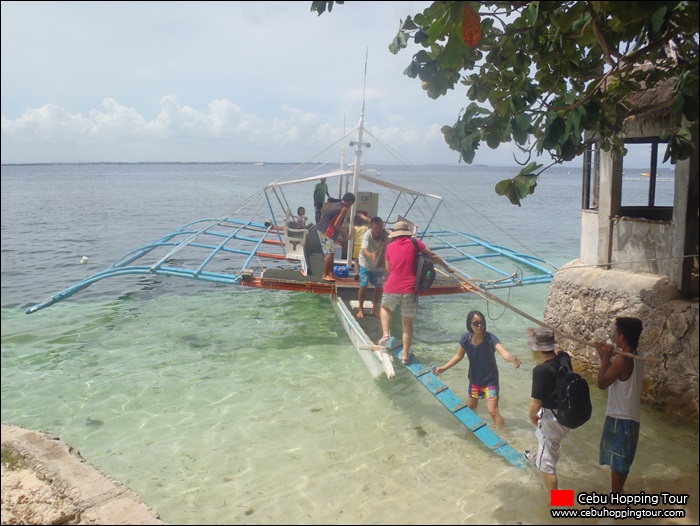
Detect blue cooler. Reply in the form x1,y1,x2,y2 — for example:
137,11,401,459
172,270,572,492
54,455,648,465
333,265,349,278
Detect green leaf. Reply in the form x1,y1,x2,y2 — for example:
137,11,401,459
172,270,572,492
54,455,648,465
518,162,543,175
315,1,699,205
495,179,522,206
650,6,668,34
513,174,538,199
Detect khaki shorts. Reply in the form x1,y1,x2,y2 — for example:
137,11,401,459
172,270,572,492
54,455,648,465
381,293,418,318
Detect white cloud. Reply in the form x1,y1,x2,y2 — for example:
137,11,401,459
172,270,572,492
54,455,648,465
2,91,467,164
0,1,655,168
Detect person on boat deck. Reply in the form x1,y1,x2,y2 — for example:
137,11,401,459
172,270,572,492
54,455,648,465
594,317,644,494
313,178,332,223
316,192,355,282
295,206,310,229
377,220,454,364
525,328,572,491
435,310,520,426
357,216,389,319
351,211,370,279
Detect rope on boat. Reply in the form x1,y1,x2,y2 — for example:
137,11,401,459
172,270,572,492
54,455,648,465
551,253,700,272
449,267,663,364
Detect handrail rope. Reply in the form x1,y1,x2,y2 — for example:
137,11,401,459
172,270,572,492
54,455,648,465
549,253,700,272
450,267,663,363
437,259,517,318
434,267,498,304
485,284,510,321
437,267,522,286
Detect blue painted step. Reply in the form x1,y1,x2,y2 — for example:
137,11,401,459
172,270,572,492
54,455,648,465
387,337,527,470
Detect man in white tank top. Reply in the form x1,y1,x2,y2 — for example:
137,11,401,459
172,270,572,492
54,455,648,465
594,317,644,494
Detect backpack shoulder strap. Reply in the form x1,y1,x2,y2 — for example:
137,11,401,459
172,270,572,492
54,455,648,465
410,238,423,267
544,357,561,376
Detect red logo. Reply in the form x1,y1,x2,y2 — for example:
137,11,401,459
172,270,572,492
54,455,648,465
551,489,575,507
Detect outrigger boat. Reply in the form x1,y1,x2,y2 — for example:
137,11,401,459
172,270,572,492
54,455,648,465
25,143,555,379
26,75,556,469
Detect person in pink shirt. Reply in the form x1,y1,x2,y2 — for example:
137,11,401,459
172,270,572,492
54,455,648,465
377,221,455,364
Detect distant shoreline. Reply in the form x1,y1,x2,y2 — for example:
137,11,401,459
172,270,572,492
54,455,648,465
2,161,667,170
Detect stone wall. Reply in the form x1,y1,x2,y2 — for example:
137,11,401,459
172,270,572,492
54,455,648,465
543,261,699,421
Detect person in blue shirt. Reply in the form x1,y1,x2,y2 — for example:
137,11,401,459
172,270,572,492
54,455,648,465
435,310,521,426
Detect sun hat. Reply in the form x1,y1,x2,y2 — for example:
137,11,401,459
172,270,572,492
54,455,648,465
388,220,413,238
528,328,558,352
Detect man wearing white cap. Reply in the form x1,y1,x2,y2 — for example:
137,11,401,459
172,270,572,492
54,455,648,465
377,220,454,364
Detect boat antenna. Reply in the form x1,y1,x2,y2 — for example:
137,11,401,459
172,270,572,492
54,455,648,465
346,49,369,267
340,114,347,171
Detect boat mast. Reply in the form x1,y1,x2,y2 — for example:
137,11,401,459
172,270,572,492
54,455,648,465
339,114,347,197
351,53,367,197
345,51,369,267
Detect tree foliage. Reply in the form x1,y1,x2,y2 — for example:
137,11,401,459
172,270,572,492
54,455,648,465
312,1,699,205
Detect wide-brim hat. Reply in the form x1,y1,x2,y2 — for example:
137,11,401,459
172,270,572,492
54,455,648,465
389,220,413,238
528,328,558,352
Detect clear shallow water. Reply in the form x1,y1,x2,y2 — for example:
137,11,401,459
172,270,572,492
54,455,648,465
2,163,695,525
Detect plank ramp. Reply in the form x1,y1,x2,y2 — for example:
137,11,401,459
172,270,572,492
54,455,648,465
385,337,528,470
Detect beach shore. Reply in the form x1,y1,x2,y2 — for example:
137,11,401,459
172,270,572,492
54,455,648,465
2,421,697,525
1,423,165,525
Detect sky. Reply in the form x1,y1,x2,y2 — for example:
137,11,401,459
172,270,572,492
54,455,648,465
1,1,659,167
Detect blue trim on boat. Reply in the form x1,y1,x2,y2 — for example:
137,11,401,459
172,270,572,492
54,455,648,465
25,217,555,314
386,337,528,470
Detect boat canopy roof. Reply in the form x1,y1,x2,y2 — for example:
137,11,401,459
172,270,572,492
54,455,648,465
265,168,443,202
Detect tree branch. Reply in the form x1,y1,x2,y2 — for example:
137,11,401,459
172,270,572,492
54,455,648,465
585,1,622,66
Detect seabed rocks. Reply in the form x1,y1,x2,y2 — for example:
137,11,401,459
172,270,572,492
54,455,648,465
1,423,165,525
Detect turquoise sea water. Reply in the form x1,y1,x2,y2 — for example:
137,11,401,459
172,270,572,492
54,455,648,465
2,163,695,525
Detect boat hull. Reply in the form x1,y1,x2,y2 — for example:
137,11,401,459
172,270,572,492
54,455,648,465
331,294,395,380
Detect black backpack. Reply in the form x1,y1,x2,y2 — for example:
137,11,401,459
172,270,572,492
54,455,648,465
547,354,592,429
410,238,436,295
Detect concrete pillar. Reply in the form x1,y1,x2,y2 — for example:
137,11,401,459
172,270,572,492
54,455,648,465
596,148,623,267
671,123,699,297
